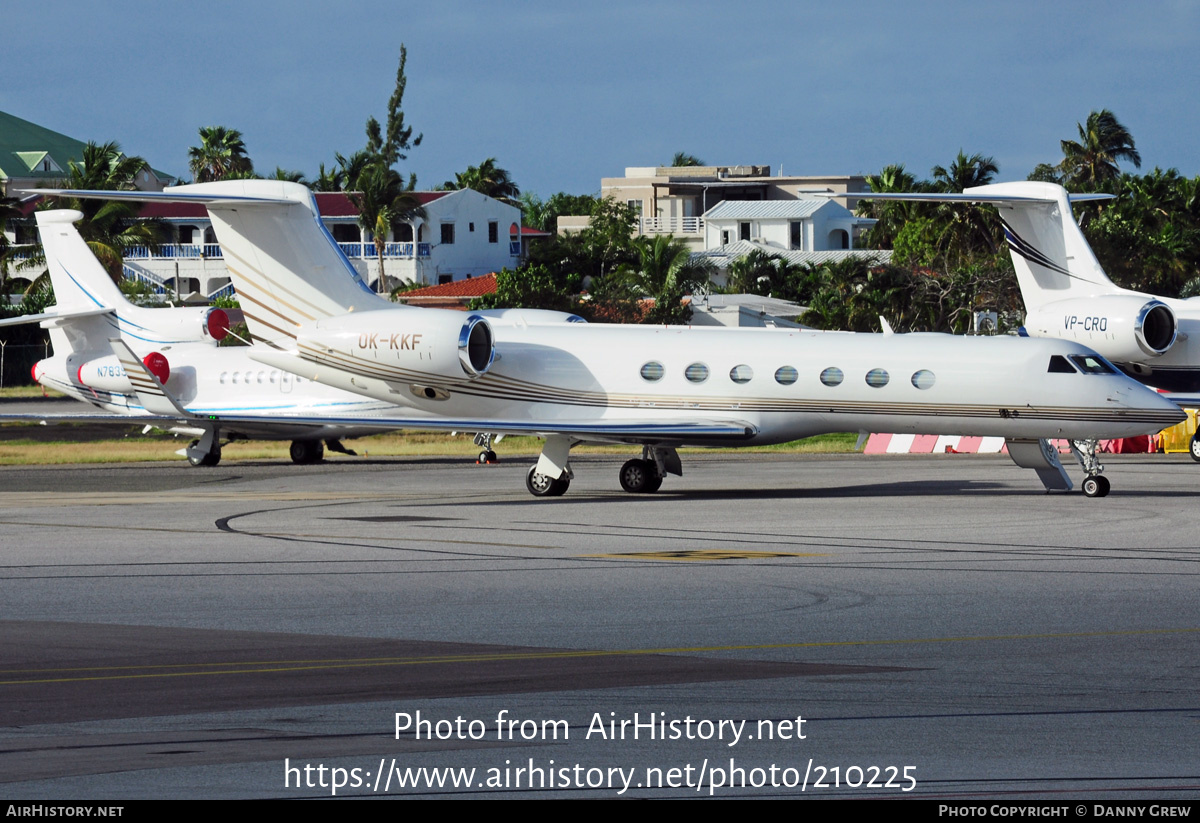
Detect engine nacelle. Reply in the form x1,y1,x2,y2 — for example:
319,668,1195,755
1023,295,1177,361
295,309,495,385
74,351,170,393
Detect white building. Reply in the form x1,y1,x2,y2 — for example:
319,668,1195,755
116,189,523,299
702,198,870,251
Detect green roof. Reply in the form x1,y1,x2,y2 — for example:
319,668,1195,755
0,110,175,185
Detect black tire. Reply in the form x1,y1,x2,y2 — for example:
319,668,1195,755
478,450,498,464
290,440,324,464
1082,475,1108,498
1190,434,1200,463
619,458,659,493
526,466,569,497
187,440,221,467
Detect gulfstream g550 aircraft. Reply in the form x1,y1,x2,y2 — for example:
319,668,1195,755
39,182,1184,498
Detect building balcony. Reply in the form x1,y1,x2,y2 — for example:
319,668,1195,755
337,242,431,259
639,216,704,235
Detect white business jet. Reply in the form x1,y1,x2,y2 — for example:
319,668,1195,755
0,209,417,466
41,182,1185,498
848,181,1200,457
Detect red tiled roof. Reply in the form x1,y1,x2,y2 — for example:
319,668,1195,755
400,272,497,301
519,226,551,237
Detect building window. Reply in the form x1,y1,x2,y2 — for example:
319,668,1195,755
627,200,643,216
488,221,498,243
721,230,731,245
438,274,453,284
440,223,455,244
790,221,804,250
739,222,751,241
469,222,475,232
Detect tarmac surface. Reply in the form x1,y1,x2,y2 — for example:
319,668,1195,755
1,450,1198,798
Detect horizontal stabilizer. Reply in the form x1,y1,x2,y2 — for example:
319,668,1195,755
0,307,113,328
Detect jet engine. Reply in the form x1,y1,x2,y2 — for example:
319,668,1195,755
153,306,230,343
295,309,495,383
73,351,170,392
1023,295,1177,362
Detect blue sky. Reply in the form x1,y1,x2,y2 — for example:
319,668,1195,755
5,1,1198,197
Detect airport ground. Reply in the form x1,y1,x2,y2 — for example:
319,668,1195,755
0,447,1198,799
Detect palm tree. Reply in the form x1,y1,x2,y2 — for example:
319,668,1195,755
671,152,704,167
930,151,1002,261
615,234,713,324
1059,110,1141,191
188,126,254,183
346,160,425,292
441,158,519,204
858,163,928,248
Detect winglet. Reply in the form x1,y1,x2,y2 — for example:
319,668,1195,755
108,339,192,417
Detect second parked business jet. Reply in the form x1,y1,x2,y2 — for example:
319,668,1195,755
41,182,1185,497
849,181,1200,457
0,209,415,465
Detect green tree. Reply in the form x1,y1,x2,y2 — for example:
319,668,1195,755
469,265,581,313
364,45,422,170
1058,109,1141,191
441,158,520,204
518,191,597,232
344,160,425,292
671,152,704,167
858,163,930,249
188,126,254,183
39,142,166,285
613,234,713,325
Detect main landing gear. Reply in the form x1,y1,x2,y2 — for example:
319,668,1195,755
185,428,222,467
290,439,324,464
524,439,682,498
187,439,221,467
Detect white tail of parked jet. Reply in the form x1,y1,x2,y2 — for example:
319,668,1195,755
848,182,1188,387
0,210,233,353
29,182,397,347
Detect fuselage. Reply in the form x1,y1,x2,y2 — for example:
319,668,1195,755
259,318,1183,445
34,343,404,440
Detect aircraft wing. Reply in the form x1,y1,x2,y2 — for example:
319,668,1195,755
828,192,1114,204
191,412,759,444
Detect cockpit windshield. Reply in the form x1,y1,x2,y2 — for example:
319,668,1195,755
1068,354,1118,375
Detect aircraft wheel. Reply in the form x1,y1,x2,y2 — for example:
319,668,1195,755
290,439,325,464
619,458,659,493
526,466,569,497
1190,433,1200,463
187,440,221,467
1082,475,1110,498
478,450,498,464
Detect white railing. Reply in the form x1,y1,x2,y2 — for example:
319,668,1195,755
125,244,224,259
336,242,431,259
208,282,236,301
121,263,169,294
639,216,704,234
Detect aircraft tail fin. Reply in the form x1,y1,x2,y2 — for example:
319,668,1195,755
35,209,136,314
108,338,192,417
28,182,395,346
962,182,1120,311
